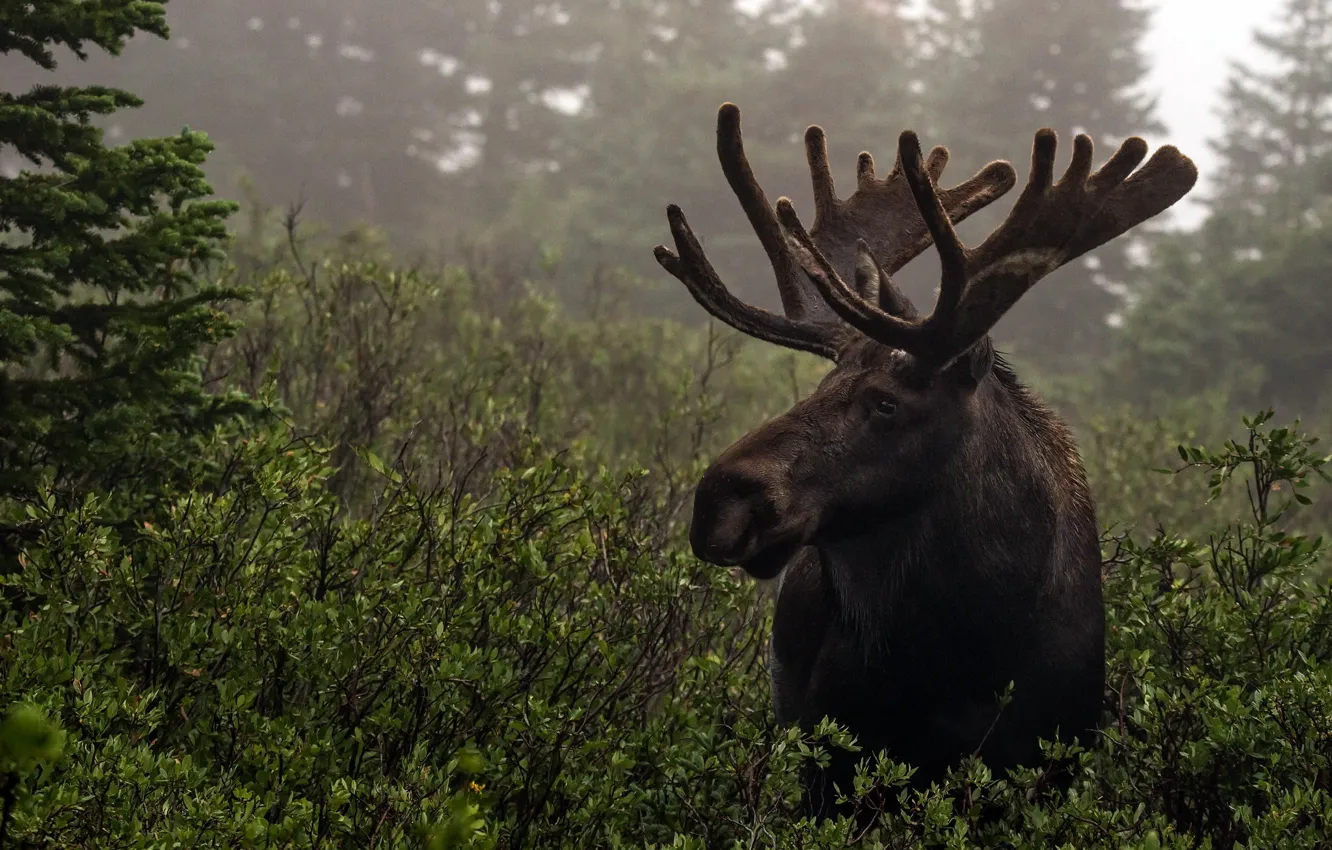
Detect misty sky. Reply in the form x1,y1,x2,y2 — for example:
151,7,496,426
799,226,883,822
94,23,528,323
1144,0,1272,227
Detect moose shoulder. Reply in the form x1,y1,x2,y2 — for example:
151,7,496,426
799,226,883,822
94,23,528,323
655,103,1197,819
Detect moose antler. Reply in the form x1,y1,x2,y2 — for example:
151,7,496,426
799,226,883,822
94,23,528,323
780,128,1199,367
654,102,1018,360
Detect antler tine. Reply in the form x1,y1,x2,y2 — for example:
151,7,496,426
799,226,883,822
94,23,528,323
654,205,841,360
897,131,968,331
804,124,839,228
939,129,1199,359
653,102,1028,363
777,196,930,354
775,129,985,362
714,102,833,323
804,127,1017,297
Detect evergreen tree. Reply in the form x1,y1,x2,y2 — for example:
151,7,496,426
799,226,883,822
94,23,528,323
909,0,1161,368
0,0,805,264
454,0,806,313
0,1,466,241
1205,0,1332,249
0,0,249,498
1113,0,1332,415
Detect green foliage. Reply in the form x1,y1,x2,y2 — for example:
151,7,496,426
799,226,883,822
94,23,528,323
0,704,65,776
2,363,1332,846
0,0,253,499
2,3,1330,847
0,0,168,69
0,422,784,846
1084,414,1332,847
1,217,1330,846
205,209,830,520
0,701,65,847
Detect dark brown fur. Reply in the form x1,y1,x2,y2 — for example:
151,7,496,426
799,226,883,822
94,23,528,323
692,339,1104,818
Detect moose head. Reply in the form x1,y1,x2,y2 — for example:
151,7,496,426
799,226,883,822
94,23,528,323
657,103,1197,581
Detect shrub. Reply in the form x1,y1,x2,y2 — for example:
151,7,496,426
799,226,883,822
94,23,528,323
203,210,829,525
204,209,1255,540
0,425,795,847
0,407,1330,848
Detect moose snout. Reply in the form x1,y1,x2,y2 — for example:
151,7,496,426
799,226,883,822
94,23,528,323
689,460,787,565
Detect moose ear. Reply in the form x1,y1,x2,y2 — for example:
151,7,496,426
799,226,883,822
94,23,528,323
942,336,994,389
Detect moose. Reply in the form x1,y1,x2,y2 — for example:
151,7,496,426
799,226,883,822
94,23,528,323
654,103,1198,819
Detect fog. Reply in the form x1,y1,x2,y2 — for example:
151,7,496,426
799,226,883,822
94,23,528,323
1143,0,1273,227
3,0,1327,409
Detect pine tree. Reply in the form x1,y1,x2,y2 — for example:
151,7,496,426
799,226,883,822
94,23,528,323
1,0,808,283
468,0,806,311
909,0,1161,368
1205,0,1332,248
0,1,249,497
1113,0,1332,415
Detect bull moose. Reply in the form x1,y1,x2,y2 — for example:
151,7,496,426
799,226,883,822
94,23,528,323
654,103,1198,819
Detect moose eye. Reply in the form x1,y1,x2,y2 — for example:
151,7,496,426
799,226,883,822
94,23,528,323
870,396,898,419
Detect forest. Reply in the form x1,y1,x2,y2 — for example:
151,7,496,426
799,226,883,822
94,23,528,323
1,0,1331,847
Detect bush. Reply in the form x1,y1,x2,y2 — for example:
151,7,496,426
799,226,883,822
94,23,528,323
203,209,830,525
0,423,798,847
1,391,1331,848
